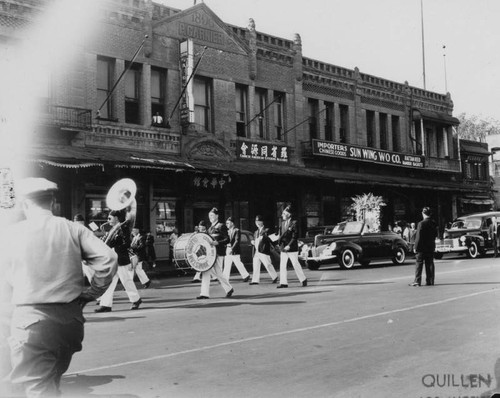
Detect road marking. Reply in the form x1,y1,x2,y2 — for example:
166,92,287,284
69,286,500,375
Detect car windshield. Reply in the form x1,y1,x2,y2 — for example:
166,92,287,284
450,219,481,229
332,223,346,234
342,221,364,234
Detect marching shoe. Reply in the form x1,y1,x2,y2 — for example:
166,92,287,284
249,282,259,285
131,299,142,310
276,284,288,289
196,295,209,299
94,306,112,313
243,276,250,282
192,279,201,283
272,277,278,284
302,279,308,287
143,280,151,289
408,282,420,287
226,288,234,298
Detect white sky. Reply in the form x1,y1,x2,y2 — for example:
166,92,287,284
158,0,500,120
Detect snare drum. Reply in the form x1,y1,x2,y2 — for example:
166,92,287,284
173,232,217,272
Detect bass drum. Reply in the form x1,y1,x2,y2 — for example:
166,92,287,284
173,232,217,272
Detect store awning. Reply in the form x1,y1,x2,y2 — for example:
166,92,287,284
460,142,491,156
412,109,460,125
25,145,484,193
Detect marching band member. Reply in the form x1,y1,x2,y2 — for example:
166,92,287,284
95,209,143,312
250,215,278,285
130,226,152,289
223,217,250,282
197,208,234,299
276,205,308,288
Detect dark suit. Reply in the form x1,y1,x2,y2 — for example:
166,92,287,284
223,227,249,280
200,221,232,297
277,218,306,285
251,227,277,283
413,217,438,285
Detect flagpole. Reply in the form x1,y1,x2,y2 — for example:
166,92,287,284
443,45,448,92
420,0,426,90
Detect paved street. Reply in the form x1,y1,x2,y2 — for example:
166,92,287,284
62,255,500,398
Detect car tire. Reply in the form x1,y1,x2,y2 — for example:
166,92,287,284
434,252,443,260
339,249,355,269
391,247,406,265
467,241,479,259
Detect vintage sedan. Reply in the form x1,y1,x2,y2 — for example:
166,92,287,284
300,221,409,270
434,211,500,259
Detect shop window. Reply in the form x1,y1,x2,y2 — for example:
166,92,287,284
194,76,212,132
97,56,115,119
236,84,247,137
155,199,177,238
151,67,166,126
125,63,140,124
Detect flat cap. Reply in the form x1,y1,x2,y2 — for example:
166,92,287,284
16,178,58,199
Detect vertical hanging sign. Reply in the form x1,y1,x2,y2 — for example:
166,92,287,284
179,39,195,125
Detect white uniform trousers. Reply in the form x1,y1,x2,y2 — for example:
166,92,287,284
251,252,277,283
223,254,250,280
129,261,150,285
100,265,141,307
200,257,232,297
279,251,306,285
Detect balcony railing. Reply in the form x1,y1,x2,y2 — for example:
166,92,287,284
38,105,92,131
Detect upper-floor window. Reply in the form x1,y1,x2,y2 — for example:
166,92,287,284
366,110,375,148
125,63,140,124
324,102,334,141
235,84,247,137
339,104,349,143
379,113,388,150
274,91,284,140
97,57,115,119
194,76,212,132
392,115,400,152
308,98,318,140
151,68,166,126
256,88,267,139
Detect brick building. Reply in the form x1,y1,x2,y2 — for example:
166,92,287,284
0,0,491,260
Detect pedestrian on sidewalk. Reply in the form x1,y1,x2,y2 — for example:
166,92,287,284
409,207,438,287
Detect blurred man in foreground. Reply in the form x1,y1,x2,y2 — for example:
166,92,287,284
0,177,117,397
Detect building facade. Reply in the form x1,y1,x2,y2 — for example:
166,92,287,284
0,0,491,261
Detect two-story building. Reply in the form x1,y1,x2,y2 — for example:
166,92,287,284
0,0,491,259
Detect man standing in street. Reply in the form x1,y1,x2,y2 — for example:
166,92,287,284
197,208,234,299
223,217,250,282
409,207,438,287
276,205,307,288
0,178,117,397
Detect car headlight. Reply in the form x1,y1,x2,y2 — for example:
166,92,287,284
321,242,337,256
460,236,466,243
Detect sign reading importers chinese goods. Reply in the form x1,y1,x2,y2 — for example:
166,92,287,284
237,140,289,163
312,139,425,169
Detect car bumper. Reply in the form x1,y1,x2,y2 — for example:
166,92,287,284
435,245,468,254
307,254,338,263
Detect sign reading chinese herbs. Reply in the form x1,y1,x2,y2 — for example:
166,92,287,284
236,140,289,163
311,139,425,169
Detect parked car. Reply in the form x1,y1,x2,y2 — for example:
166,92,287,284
300,221,409,270
434,211,500,259
298,225,337,265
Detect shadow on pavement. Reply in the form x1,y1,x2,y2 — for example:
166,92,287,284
62,374,140,397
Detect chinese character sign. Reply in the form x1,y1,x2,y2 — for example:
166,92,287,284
236,140,289,163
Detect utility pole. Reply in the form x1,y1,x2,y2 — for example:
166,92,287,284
420,0,426,90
